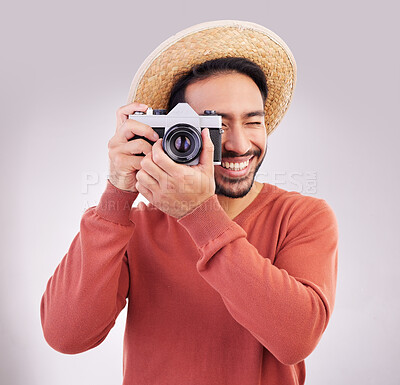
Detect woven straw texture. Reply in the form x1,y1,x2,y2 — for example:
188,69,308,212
128,21,296,135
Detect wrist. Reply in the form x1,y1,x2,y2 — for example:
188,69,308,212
95,180,139,225
108,175,138,193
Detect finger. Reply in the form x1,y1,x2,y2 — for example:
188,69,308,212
109,152,143,172
140,152,166,184
116,119,159,143
135,181,154,203
151,139,181,177
116,102,148,128
136,168,160,190
199,128,214,168
120,138,153,156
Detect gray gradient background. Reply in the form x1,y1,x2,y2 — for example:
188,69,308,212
1,0,399,384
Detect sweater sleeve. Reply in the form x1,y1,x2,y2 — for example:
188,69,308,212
178,195,338,365
40,181,138,354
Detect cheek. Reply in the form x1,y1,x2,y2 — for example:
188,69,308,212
220,129,267,148
249,130,267,153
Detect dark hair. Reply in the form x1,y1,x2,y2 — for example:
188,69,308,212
167,57,268,111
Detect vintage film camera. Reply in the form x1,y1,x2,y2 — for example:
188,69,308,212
129,103,222,166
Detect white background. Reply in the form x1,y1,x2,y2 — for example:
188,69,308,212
1,0,399,384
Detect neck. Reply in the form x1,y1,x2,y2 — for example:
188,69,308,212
217,181,263,219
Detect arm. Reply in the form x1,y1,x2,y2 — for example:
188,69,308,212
133,118,338,363
41,101,158,353
178,195,338,365
40,181,138,354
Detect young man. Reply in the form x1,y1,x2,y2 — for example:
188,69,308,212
41,21,338,385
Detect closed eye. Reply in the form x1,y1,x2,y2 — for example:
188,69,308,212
221,122,263,128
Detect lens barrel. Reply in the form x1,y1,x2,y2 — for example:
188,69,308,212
162,124,202,164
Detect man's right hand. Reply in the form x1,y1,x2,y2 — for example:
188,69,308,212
108,102,159,192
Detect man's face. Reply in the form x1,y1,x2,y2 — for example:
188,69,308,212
184,72,267,198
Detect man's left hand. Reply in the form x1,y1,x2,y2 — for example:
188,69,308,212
135,128,216,218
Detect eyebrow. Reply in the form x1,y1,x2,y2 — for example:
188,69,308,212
217,110,265,119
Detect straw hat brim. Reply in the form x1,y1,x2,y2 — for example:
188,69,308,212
127,20,297,135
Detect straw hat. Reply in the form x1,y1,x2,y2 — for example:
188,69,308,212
127,20,296,135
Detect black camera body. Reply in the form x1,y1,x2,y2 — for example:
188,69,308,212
128,103,222,165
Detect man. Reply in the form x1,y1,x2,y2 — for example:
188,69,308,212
41,21,338,385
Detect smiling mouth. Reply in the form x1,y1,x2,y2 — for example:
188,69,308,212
221,159,250,171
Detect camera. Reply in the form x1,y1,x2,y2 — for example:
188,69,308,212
128,103,222,166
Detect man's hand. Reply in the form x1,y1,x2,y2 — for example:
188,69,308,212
136,128,216,218
108,102,160,192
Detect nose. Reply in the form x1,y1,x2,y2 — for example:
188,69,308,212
222,125,252,156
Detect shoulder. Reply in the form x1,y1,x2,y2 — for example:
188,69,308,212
260,183,333,212
259,183,338,233
255,185,339,260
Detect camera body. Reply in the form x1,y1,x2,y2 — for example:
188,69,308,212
128,103,222,166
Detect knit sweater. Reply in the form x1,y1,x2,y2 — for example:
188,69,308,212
41,180,338,385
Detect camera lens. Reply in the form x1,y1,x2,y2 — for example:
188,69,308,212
163,124,202,164
174,136,191,153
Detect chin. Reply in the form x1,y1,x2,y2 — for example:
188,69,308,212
215,153,265,198
215,173,256,198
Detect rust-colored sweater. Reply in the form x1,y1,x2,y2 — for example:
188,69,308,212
41,181,338,385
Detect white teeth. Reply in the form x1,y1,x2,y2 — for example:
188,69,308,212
221,159,250,170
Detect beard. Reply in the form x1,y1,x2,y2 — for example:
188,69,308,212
215,147,266,198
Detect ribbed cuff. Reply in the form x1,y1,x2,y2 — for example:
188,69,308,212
178,195,234,248
95,180,138,225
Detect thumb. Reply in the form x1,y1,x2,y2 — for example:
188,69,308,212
199,128,214,168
